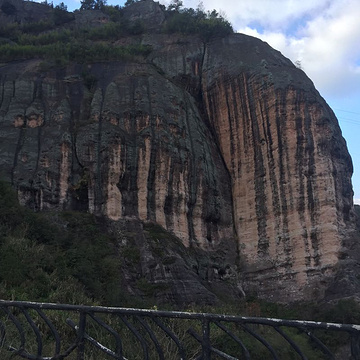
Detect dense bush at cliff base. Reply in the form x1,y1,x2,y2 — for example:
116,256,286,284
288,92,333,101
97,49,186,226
0,180,121,305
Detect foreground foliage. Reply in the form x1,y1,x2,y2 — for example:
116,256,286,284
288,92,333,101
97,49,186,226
0,180,121,305
164,4,233,40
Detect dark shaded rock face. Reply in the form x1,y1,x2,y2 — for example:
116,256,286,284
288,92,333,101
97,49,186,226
0,0,52,24
122,0,165,30
0,1,356,303
112,219,239,305
0,59,233,249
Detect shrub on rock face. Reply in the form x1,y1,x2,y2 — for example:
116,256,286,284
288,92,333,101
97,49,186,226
80,0,107,11
163,6,233,41
53,3,75,25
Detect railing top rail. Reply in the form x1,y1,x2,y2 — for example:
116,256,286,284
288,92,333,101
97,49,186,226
1,299,360,333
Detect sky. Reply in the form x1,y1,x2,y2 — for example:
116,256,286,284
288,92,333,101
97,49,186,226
36,0,360,204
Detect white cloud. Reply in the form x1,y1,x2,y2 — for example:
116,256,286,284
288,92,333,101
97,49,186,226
161,0,331,31
230,0,360,98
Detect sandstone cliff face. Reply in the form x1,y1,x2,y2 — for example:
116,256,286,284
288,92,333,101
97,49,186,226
201,35,354,300
145,32,354,300
0,0,52,25
0,59,234,250
0,2,355,302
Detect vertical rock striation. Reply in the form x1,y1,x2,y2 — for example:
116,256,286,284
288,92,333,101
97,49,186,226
201,35,354,300
0,60,234,252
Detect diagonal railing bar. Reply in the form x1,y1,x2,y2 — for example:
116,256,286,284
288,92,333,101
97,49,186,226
150,316,187,360
187,327,238,360
81,331,123,359
118,314,149,360
240,323,280,359
88,312,124,357
135,315,165,360
213,320,251,360
6,347,53,360
209,348,239,360
35,308,62,357
1,306,26,356
63,318,85,358
1,300,360,359
273,326,307,360
20,307,43,357
68,318,125,360
305,329,335,360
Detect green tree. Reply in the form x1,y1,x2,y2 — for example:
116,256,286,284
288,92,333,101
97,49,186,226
56,1,67,11
164,5,233,40
53,2,74,25
41,0,53,7
80,0,107,10
80,0,95,10
94,0,107,10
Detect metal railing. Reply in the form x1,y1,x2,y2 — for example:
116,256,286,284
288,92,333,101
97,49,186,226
1,299,360,359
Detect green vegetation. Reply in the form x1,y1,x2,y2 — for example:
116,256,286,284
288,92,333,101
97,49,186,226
3,176,358,320
0,2,356,358
0,3,149,64
0,180,121,305
163,4,233,41
0,0,233,64
80,0,107,11
0,21,152,64
53,2,75,25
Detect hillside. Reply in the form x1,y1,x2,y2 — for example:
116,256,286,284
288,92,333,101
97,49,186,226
0,0,358,305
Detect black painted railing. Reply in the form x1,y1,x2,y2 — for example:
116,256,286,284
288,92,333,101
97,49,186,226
1,299,360,359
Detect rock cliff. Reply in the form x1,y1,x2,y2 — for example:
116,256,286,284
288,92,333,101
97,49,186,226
201,35,354,300
0,0,356,302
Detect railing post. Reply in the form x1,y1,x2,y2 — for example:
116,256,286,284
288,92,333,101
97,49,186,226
77,311,86,360
202,318,211,359
351,332,360,360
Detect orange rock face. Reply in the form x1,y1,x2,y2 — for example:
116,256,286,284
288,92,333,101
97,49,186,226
201,36,354,300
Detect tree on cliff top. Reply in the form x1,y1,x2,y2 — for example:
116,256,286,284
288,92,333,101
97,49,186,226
164,2,233,40
53,2,75,25
80,0,107,10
